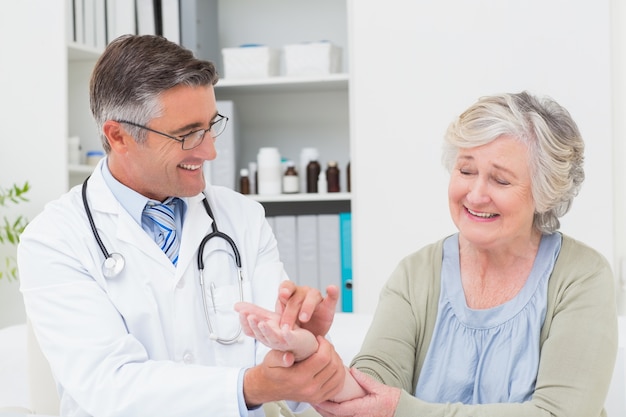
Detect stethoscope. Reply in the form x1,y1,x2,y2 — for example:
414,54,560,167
81,177,245,344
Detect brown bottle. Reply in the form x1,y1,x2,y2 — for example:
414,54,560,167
346,161,351,192
326,161,340,193
239,168,250,195
306,160,321,193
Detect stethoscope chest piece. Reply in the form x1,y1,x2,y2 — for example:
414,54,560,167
102,253,125,279
83,176,244,343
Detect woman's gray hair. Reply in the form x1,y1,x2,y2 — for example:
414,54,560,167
89,34,219,153
442,91,585,233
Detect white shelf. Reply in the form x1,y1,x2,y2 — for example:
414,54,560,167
215,73,349,93
68,164,97,175
68,42,101,61
249,192,351,203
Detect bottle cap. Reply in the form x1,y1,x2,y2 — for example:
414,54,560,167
240,168,249,176
301,147,319,160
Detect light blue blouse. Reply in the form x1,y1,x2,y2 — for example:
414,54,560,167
415,232,562,404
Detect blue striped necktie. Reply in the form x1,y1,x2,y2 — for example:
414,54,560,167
143,198,180,265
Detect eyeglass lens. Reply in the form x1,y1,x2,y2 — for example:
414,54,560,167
182,116,228,150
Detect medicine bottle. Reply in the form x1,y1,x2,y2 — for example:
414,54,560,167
68,136,81,165
346,161,351,192
239,168,250,195
306,160,321,193
257,147,282,195
248,162,258,194
317,170,328,194
326,161,340,193
86,150,105,166
282,161,299,193
300,148,319,194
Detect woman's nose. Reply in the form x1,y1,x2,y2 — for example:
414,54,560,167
466,177,490,204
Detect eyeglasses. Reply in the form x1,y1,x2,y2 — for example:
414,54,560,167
117,114,229,150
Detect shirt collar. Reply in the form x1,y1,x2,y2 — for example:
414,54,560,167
100,157,188,226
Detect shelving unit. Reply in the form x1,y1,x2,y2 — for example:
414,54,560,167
216,73,349,93
67,42,101,188
66,0,352,205
212,0,351,201
249,192,350,203
250,192,351,216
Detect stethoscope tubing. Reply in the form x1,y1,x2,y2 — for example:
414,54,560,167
81,176,245,344
82,177,111,259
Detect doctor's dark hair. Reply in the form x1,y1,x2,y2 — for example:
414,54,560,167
441,91,585,234
89,34,219,153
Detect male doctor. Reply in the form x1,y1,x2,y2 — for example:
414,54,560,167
18,34,344,417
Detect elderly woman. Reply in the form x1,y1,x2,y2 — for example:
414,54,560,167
314,91,618,417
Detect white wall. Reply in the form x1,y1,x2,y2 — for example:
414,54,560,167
350,1,615,313
611,0,626,312
0,0,68,327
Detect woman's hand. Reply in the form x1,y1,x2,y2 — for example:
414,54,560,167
313,368,401,417
235,301,319,362
276,281,339,336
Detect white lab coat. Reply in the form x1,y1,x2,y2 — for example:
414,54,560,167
18,162,290,417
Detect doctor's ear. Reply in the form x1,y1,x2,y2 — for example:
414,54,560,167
103,120,132,153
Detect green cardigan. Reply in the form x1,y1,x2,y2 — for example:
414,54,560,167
352,234,618,417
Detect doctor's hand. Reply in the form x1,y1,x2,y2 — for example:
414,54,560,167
313,368,401,417
243,336,345,408
277,281,339,337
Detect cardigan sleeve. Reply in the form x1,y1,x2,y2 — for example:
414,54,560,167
351,240,443,392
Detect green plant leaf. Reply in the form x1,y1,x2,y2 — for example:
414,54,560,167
1,182,30,280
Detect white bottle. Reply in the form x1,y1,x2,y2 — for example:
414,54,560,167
85,150,105,166
68,136,81,165
282,161,299,193
257,147,282,195
317,170,328,193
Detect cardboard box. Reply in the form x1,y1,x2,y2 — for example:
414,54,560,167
284,41,342,76
221,45,280,79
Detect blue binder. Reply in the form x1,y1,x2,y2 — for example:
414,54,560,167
339,212,352,312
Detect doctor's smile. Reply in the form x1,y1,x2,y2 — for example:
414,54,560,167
178,163,204,171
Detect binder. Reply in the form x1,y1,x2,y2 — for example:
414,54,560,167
83,0,95,47
94,0,107,49
318,214,341,311
162,0,181,44
106,0,136,43
74,0,85,44
339,212,352,312
273,216,298,283
68,0,76,43
179,0,220,62
209,101,238,190
296,215,319,290
136,0,157,36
